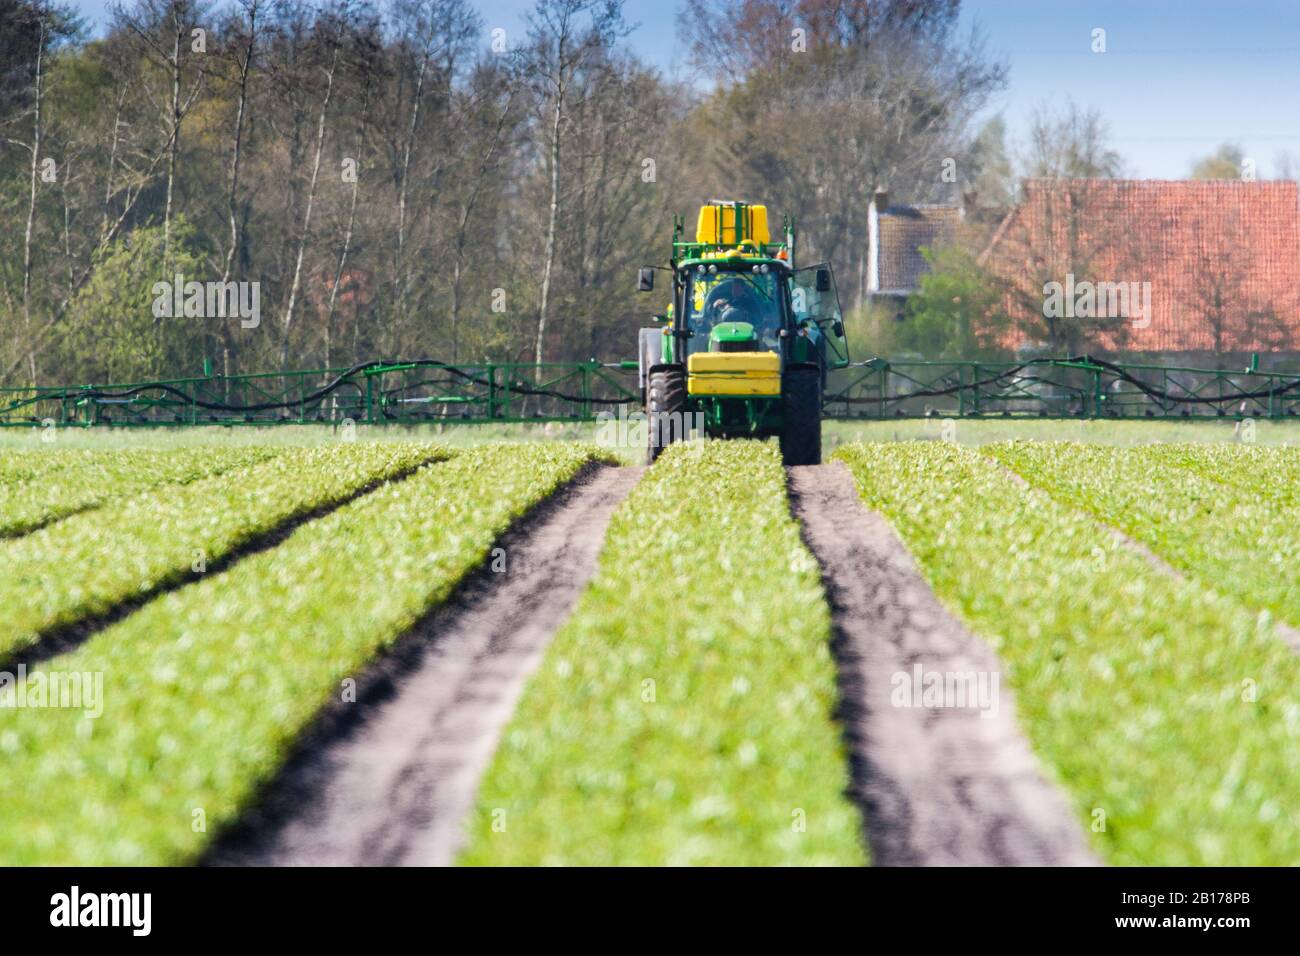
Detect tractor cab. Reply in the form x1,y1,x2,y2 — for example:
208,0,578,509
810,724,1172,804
636,201,848,465
686,270,783,355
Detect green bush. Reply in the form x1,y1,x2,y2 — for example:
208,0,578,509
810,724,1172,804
51,218,211,384
895,244,1008,360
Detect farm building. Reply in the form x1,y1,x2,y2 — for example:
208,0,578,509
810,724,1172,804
980,179,1300,362
865,190,964,302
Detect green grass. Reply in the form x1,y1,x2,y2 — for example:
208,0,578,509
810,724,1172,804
834,441,1300,865
460,440,865,866
822,417,1300,451
0,442,446,662
0,443,602,865
988,442,1300,631
0,446,283,536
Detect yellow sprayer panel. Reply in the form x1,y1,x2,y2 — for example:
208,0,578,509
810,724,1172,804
688,351,780,374
689,376,781,396
696,203,771,246
687,351,781,396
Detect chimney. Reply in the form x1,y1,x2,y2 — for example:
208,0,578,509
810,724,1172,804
867,188,888,293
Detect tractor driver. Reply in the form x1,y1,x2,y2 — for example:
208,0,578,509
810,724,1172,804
701,277,781,350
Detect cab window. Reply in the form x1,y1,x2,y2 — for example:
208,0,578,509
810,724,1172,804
683,271,783,354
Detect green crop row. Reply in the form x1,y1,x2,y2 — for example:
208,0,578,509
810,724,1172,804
1129,442,1300,503
0,442,447,663
460,441,864,866
0,449,90,486
835,441,1300,865
0,443,601,865
988,441,1300,631
0,446,285,537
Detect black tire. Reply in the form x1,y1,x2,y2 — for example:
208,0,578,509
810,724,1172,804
780,366,822,466
646,366,687,464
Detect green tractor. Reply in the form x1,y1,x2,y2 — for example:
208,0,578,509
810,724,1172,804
636,200,849,465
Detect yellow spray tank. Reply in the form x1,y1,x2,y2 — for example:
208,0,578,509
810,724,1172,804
695,201,771,251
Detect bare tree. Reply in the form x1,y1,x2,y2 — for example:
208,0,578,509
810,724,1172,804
679,0,964,81
525,0,625,365
552,51,673,358
0,0,1016,387
99,81,129,241
0,0,78,383
0,111,176,385
280,15,341,369
211,0,263,380
17,16,46,382
323,18,383,369
114,0,210,262
448,66,522,362
1021,101,1125,180
386,0,476,327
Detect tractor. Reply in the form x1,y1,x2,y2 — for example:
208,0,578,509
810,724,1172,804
636,200,849,465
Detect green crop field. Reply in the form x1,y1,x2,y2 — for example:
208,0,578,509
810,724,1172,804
462,441,863,866
0,443,448,661
837,441,1300,866
1,427,1296,867
0,443,601,864
0,446,285,537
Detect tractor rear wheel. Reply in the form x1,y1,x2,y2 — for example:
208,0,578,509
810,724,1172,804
780,366,822,466
646,366,687,464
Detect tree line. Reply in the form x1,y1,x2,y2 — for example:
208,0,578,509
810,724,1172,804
0,0,1004,386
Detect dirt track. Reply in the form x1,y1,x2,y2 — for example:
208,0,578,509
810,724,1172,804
207,464,641,867
788,463,1099,866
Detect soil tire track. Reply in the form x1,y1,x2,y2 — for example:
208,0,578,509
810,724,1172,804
206,463,642,867
788,462,1099,866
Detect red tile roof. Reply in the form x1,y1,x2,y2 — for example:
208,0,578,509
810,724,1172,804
877,205,962,292
983,180,1300,352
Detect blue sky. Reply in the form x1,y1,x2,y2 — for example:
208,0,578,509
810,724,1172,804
66,0,1300,177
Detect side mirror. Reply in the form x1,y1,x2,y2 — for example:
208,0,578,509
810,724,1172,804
832,320,844,337
637,268,655,292
815,268,831,292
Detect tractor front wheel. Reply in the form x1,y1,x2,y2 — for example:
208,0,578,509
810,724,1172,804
646,366,687,464
780,366,822,466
